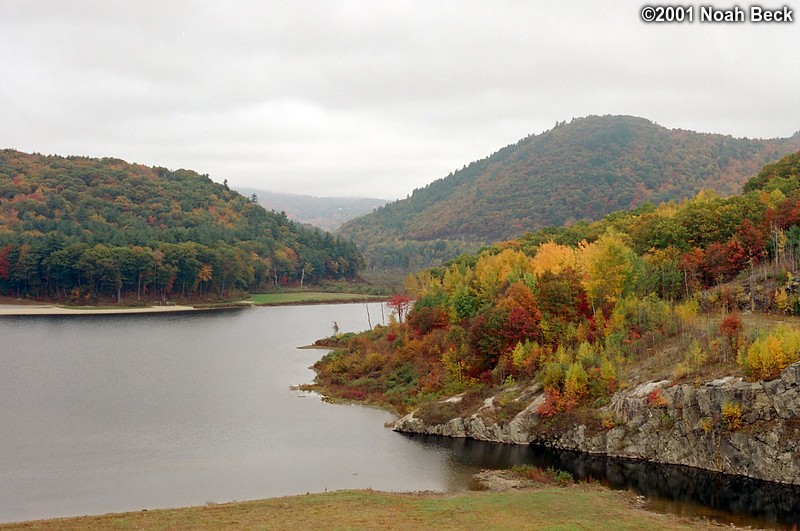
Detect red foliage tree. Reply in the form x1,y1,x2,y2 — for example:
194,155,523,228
735,219,768,264
388,294,412,323
773,199,800,230
496,282,542,349
408,305,449,337
719,310,743,361
722,237,749,278
679,247,706,291
703,241,728,284
700,237,751,286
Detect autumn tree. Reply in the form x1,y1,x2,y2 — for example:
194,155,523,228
388,294,412,323
530,241,577,275
472,248,536,305
578,230,638,313
495,282,542,349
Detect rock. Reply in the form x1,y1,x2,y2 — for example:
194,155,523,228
392,361,800,486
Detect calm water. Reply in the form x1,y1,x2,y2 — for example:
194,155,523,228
1,304,799,527
0,304,479,523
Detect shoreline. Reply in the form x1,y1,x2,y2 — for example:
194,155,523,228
0,292,387,316
0,303,248,317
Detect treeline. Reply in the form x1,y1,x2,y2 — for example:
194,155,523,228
364,240,480,272
516,150,800,301
338,115,800,271
0,150,362,302
313,150,800,413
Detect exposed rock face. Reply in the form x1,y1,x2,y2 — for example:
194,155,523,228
392,362,800,485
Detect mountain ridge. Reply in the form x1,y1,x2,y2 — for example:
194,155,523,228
338,115,800,268
234,187,387,231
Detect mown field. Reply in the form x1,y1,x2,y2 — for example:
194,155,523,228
0,486,724,531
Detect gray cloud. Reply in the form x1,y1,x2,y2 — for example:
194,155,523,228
1,1,798,199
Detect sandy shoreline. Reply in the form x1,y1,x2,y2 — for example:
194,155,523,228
0,304,247,316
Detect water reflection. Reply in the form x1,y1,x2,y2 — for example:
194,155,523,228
402,434,800,529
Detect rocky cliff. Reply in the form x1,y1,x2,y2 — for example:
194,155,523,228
392,362,800,485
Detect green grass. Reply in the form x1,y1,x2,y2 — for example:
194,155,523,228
0,486,721,530
247,292,384,305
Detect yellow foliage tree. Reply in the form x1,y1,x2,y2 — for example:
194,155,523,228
739,326,800,380
564,362,589,402
442,264,471,295
531,241,577,276
473,249,535,304
775,288,790,314
404,270,441,300
578,230,638,313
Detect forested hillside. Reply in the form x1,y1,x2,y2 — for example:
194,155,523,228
314,150,800,416
0,150,362,302
339,115,800,270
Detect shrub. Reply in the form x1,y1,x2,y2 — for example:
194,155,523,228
536,389,563,418
699,416,716,433
646,388,668,408
491,387,526,425
739,326,800,380
721,401,743,431
510,465,572,486
546,467,574,486
540,360,564,391
415,400,462,425
600,411,622,430
673,340,707,379
510,464,551,483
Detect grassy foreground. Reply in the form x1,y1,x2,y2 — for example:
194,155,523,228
1,486,722,531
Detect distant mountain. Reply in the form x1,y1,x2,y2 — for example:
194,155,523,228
339,115,800,269
235,188,388,231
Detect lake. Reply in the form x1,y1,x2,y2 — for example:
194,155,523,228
1,304,799,527
0,303,479,523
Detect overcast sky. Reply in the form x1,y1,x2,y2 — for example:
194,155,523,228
1,1,798,200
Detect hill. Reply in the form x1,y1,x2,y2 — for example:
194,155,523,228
234,187,387,231
339,115,800,270
310,150,800,492
313,149,800,412
0,150,362,302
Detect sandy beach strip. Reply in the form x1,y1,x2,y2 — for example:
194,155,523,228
0,304,245,316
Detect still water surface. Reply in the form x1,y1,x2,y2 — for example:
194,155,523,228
1,304,799,527
0,304,479,523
